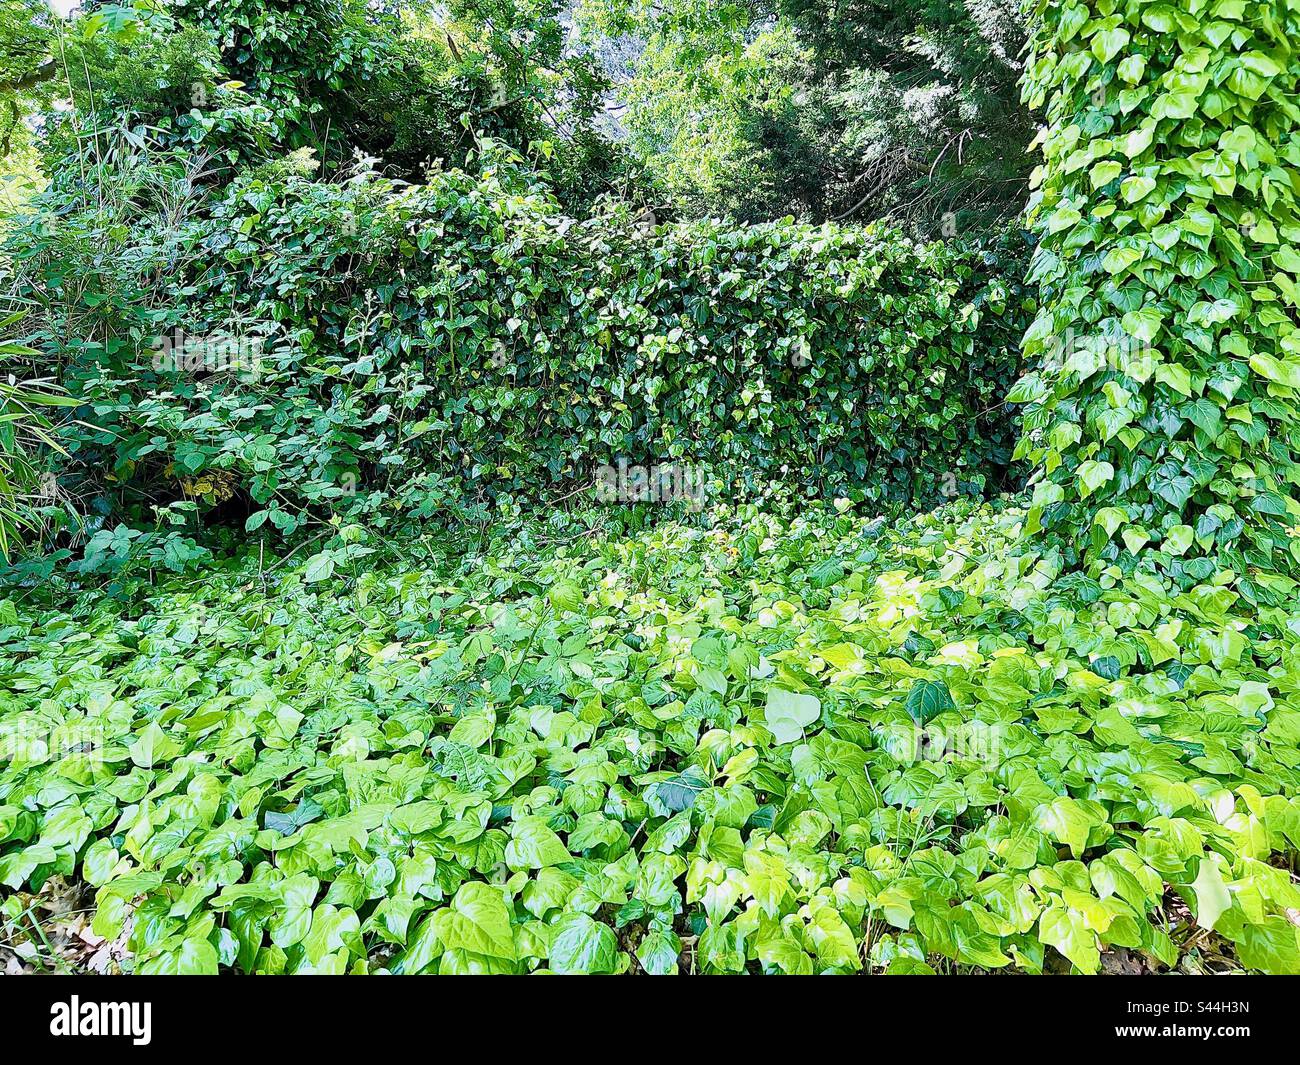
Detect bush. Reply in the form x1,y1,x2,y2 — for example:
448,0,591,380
587,0,1034,235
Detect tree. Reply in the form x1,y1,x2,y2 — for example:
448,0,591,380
22,0,633,211
581,0,1035,236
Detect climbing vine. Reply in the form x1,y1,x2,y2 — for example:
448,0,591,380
1013,0,1300,604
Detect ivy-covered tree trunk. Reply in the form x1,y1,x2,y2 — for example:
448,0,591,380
1013,0,1300,603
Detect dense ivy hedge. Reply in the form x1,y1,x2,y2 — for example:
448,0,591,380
9,149,1032,550
1013,0,1300,596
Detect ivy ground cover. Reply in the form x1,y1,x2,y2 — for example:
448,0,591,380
2,500,1298,974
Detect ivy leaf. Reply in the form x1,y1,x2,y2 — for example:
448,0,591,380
129,722,180,769
1035,797,1097,858
765,689,822,744
139,937,219,976
1236,918,1300,975
649,766,709,814
549,913,619,974
1038,903,1100,973
635,925,681,975
1076,460,1114,499
904,679,953,725
1189,855,1231,932
807,559,845,588
505,816,571,870
265,798,324,836
431,883,517,961
1090,655,1120,680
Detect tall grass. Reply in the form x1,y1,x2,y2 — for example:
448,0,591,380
0,312,74,559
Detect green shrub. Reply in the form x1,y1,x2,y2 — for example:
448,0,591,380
39,0,634,214
982,0,1300,975
584,0,1034,235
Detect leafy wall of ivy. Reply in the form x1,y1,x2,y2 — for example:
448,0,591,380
9,148,1032,553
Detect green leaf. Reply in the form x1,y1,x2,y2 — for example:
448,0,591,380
303,551,335,583
1189,855,1231,932
504,816,572,870
765,688,821,744
904,679,953,725
1035,797,1097,858
548,583,583,612
432,882,517,960
1236,917,1300,975
1249,352,1300,389
1038,903,1099,973
548,913,619,974
129,721,180,769
141,937,220,975
635,926,681,975
1076,460,1114,499
1090,25,1130,64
